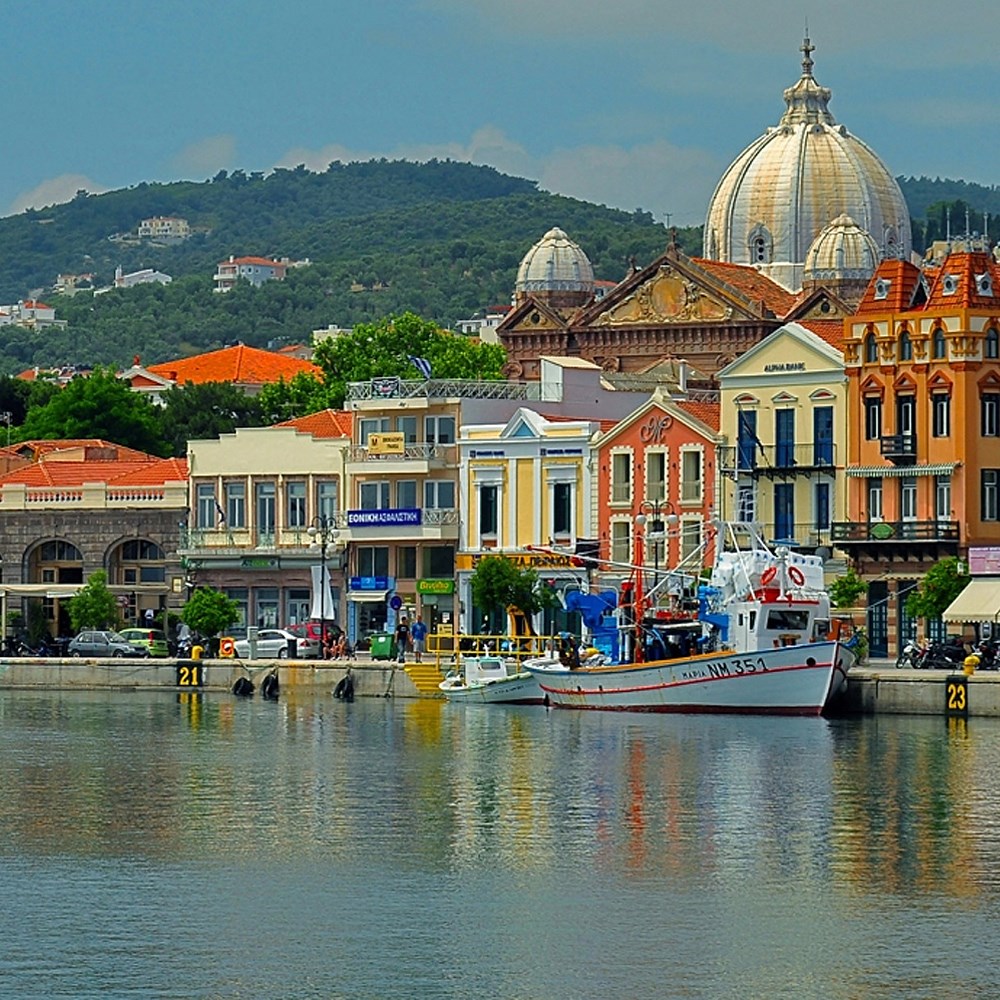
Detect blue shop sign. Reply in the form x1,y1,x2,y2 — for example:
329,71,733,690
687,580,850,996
349,576,390,590
347,508,422,527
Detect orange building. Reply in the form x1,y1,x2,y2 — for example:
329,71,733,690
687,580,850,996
836,244,1000,655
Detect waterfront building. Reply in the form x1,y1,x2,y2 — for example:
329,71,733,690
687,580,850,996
836,242,1000,657
0,441,188,637
716,320,848,565
181,410,351,636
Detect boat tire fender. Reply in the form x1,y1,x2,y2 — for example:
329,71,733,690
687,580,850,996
334,673,355,702
261,671,280,701
232,676,255,697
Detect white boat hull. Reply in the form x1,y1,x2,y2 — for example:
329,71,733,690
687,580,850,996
524,641,853,715
439,672,545,705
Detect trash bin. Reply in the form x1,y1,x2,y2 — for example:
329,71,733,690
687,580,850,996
287,637,297,659
369,632,395,660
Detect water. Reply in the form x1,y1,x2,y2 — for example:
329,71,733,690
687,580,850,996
2,691,1000,999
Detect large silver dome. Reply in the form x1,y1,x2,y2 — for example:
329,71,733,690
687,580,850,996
515,227,595,294
703,38,911,292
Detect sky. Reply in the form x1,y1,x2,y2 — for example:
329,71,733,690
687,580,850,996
4,0,999,225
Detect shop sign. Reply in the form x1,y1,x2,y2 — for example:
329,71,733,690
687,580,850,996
417,578,455,594
368,432,405,455
970,547,1000,575
347,508,422,527
241,556,280,569
350,576,389,590
456,552,580,571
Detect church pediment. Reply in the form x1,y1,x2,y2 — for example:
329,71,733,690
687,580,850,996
592,264,738,326
498,296,569,334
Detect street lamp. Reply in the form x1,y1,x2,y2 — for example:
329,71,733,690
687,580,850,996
635,499,678,608
308,515,338,652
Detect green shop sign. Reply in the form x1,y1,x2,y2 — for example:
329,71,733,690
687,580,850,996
241,556,280,569
417,578,455,595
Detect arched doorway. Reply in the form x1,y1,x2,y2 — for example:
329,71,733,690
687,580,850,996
26,539,84,637
107,538,168,625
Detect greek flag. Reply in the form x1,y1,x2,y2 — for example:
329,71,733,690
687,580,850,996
215,498,226,524
409,356,432,380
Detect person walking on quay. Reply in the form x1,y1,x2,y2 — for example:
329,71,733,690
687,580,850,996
394,616,410,664
411,614,427,663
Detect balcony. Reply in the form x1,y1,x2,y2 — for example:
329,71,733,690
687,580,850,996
830,519,960,560
718,443,837,478
346,442,457,473
879,433,917,465
178,526,346,567
346,378,557,402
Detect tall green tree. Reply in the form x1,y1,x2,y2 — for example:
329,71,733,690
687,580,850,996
157,381,265,456
905,556,970,621
182,587,240,639
469,556,558,633
18,368,168,454
257,371,334,423
69,570,120,632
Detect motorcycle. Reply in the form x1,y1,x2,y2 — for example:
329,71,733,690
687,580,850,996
895,638,927,669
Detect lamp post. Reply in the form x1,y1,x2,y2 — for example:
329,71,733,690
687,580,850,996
636,499,678,609
308,515,337,652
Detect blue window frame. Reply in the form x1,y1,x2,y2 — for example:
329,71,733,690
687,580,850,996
813,406,833,465
775,410,795,467
774,483,795,541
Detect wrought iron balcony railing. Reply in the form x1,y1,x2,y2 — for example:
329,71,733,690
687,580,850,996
830,520,959,543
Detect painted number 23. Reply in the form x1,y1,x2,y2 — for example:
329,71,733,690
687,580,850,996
947,681,966,712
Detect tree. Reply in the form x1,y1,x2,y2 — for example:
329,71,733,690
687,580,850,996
905,556,970,621
829,567,869,609
182,587,240,641
69,570,120,632
469,555,558,633
257,371,333,423
157,380,265,456
18,368,168,455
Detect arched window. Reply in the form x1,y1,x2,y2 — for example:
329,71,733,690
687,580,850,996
865,332,879,363
752,237,768,263
109,539,166,585
932,326,947,360
899,328,913,362
986,327,999,360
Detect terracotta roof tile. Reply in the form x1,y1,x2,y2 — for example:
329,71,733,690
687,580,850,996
274,409,353,438
795,319,846,351
0,459,183,488
676,399,720,432
109,458,188,485
19,440,156,461
855,259,925,313
148,344,321,386
691,258,797,317
924,251,1000,309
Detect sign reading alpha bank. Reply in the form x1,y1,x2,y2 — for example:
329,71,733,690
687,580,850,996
347,508,422,527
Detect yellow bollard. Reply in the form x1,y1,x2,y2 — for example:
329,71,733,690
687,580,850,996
964,654,978,676
192,644,204,661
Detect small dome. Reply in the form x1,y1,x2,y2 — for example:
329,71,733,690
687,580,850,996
516,227,595,294
804,214,880,281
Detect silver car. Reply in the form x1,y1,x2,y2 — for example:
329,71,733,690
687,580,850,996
233,628,320,659
68,630,149,658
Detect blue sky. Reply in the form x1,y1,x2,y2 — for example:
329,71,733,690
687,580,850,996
5,0,997,224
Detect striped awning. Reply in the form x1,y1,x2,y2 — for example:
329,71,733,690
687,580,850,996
942,579,1000,622
846,463,958,478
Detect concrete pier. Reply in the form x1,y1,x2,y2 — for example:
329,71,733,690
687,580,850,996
837,664,997,717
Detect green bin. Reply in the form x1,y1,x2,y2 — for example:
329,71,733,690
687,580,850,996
369,632,396,660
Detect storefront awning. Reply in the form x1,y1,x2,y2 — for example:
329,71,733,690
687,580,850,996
347,590,390,603
942,579,1000,622
846,463,958,478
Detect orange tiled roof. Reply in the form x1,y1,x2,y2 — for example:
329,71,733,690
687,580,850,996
0,458,186,488
796,319,846,351
691,258,798,317
148,344,321,386
19,440,155,461
924,251,1000,310
221,256,287,268
676,399,720,432
855,259,925,314
110,457,188,485
274,409,353,438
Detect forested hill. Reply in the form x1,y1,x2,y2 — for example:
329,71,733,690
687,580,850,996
0,160,995,376
0,161,693,376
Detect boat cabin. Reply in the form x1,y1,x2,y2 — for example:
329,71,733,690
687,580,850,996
727,595,831,652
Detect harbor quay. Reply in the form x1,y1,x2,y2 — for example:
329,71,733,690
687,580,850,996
1,655,997,719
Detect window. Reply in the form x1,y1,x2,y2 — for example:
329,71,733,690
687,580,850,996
359,417,389,445
987,327,999,359
115,539,166,584
397,415,418,443
317,480,338,521
610,521,630,564
424,545,455,577
737,410,757,471
396,480,417,509
864,398,882,441
932,327,946,360
553,482,573,536
646,451,666,500
983,393,1000,437
681,450,702,502
814,482,831,531
611,452,632,503
932,394,950,438
479,484,499,537
286,481,306,527
899,328,913,361
774,483,794,541
900,476,917,521
424,480,455,509
865,333,879,363
680,520,701,561
936,475,951,522
397,546,417,579
360,481,390,509
752,236,768,263
983,470,999,522
425,415,455,445
868,478,883,521
226,481,246,527
357,546,390,577
737,487,756,522
775,410,795,467
255,482,276,534
196,483,217,528
813,406,834,465
874,278,890,300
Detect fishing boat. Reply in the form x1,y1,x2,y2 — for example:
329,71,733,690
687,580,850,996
438,655,545,705
523,520,855,715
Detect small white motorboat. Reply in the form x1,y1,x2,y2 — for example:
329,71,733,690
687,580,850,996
439,655,545,705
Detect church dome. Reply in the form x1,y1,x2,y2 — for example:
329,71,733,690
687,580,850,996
804,213,880,282
703,38,911,292
516,227,595,295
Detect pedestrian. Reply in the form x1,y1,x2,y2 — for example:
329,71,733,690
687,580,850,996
411,614,428,663
394,616,410,664
144,607,155,627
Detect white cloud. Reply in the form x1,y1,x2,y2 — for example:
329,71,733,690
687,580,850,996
171,134,238,177
275,127,716,220
7,174,109,215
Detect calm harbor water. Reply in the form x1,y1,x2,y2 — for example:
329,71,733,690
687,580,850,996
3,691,1000,999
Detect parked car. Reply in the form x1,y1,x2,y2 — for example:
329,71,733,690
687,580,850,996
286,621,341,646
118,627,170,658
233,628,321,659
68,630,149,658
